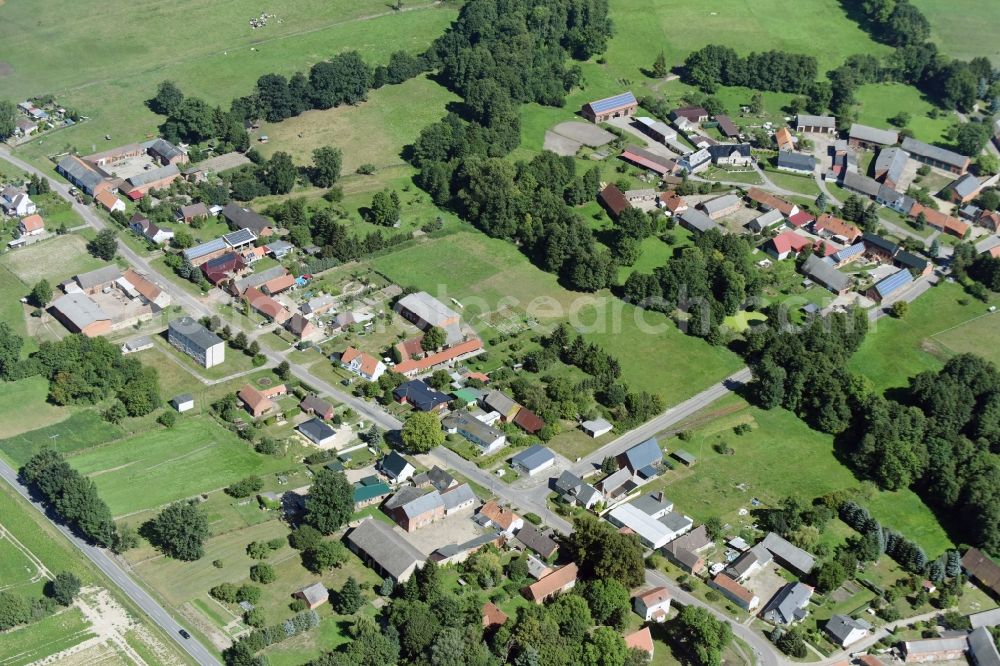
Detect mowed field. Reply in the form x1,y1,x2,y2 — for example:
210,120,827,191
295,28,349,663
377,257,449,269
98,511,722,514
0,234,105,286
911,0,1000,64
660,394,954,557
372,230,744,404
2,0,458,169
848,282,1000,391
0,376,68,440
67,417,292,516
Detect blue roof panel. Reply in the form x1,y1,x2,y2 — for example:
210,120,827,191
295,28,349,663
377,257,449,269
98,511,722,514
183,237,227,260
874,269,913,298
588,91,637,114
832,242,865,263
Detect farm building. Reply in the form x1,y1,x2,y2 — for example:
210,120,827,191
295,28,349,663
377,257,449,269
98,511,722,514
168,317,224,368
619,145,677,176
581,91,637,123
345,519,425,583
699,194,741,220
49,293,111,337
801,255,851,295
795,114,836,134
776,152,816,174
901,136,969,174
394,291,462,344
849,124,898,149
874,147,909,190
297,418,338,447
598,184,631,219
222,203,274,236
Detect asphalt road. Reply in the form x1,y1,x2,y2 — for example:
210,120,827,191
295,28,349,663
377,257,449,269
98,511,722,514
0,459,222,666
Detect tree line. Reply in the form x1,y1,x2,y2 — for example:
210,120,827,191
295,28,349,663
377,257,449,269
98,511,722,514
682,46,819,94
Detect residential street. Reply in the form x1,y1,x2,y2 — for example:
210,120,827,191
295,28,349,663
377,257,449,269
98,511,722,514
0,458,223,666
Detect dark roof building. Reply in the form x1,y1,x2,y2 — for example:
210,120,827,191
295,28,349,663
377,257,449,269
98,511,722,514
619,145,677,176
515,524,560,559
963,548,1000,597
581,91,638,123
598,184,631,219
776,152,817,173
802,254,851,294
393,380,451,412
345,519,425,582
901,136,970,174
222,203,273,235
761,581,813,625
715,115,739,137
618,438,661,473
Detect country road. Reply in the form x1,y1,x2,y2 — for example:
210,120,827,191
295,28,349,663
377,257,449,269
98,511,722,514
0,459,222,666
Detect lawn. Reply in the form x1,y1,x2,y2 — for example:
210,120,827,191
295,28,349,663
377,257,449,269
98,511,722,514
7,1,458,172
0,375,68,440
764,170,822,197
848,281,999,391
67,417,292,516
853,83,957,145
930,311,1000,367
658,394,953,556
371,230,744,404
0,233,104,286
0,410,122,467
911,0,1000,64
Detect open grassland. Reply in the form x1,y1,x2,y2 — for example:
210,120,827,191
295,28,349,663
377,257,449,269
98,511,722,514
853,83,956,144
660,395,954,556
6,1,458,170
0,607,94,666
911,0,1000,64
848,282,1000,391
0,376,68,440
0,234,104,286
0,410,123,467
930,311,1000,367
67,417,291,516
258,74,459,170
371,230,743,403
0,533,42,594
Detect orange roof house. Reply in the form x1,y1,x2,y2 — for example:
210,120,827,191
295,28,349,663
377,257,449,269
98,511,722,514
340,347,386,382
482,602,509,628
624,627,655,656
393,338,483,377
262,273,296,295
910,203,970,238
238,385,275,418
523,563,578,604
95,190,125,213
814,213,862,243
244,286,291,323
18,214,44,235
775,127,794,151
478,500,523,533
747,188,798,217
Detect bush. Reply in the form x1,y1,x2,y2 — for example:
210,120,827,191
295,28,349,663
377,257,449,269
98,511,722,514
523,512,542,526
212,559,224,569
226,476,263,498
289,598,307,612
244,608,266,628
47,572,81,606
157,410,177,428
255,438,279,455
236,584,262,605
250,563,276,584
210,583,239,603
247,541,271,559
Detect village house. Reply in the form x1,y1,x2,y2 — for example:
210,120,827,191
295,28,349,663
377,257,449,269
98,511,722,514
385,488,445,532
664,524,712,574
670,106,709,124
345,519,425,583
679,209,723,235
299,395,335,420
747,188,799,218
748,208,785,233
243,286,290,324
657,191,689,216
477,500,524,536
795,114,836,134
624,627,655,659
17,213,44,237
285,313,321,343
442,410,506,454
238,383,286,418
776,152,816,174
95,190,126,214
681,147,712,173
825,615,870,647
523,563,578,604
707,143,753,167
178,202,209,224
710,574,760,611
814,213,862,244
874,147,909,190
633,587,672,622
202,252,247,286
581,91,637,123
297,418,338,447
514,524,559,560
168,316,224,368
379,450,416,484
774,127,795,152
909,203,970,238
230,266,290,296
762,582,813,625
393,337,484,377
948,173,984,204
1,187,36,217
554,471,602,509
393,379,450,412
765,231,812,261
353,477,392,510
48,293,111,337
394,291,463,345
617,437,662,476
128,213,174,245
715,114,739,138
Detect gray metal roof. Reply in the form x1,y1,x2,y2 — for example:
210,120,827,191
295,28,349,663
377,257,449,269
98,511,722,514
126,163,179,188
703,194,742,214
168,317,223,350
680,209,722,234
803,254,851,292
825,614,869,644
763,532,816,573
183,237,227,260
776,152,816,171
57,155,105,191
511,445,555,471
75,265,122,289
969,627,1000,666
144,138,185,162
442,410,504,447
384,486,423,510
223,203,272,234
123,335,153,351
402,490,443,518
440,483,476,511
659,511,693,533
901,136,969,169
630,492,673,516
874,147,908,184
904,636,970,655
762,582,812,624
223,228,257,247
482,390,519,415
951,173,982,198
849,124,898,146
396,291,460,327
298,418,335,443
623,438,661,470
345,519,425,580
797,114,836,128
171,393,194,405
51,293,109,328
233,266,289,293
842,171,882,197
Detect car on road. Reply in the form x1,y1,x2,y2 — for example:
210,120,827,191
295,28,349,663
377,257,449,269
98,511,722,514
179,629,191,639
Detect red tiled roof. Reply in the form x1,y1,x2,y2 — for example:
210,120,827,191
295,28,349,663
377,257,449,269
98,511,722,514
598,185,630,217
95,190,120,209
263,274,296,294
815,213,861,241
747,188,796,216
659,191,688,213
775,127,794,150
479,500,520,531
395,336,425,359
238,384,273,415
787,211,815,228
624,627,654,655
910,204,970,237
482,602,508,628
636,586,671,606
712,574,754,603
463,371,490,384
513,407,545,434
523,562,578,603
19,214,44,232
123,268,162,303
770,231,812,255
244,286,290,322
342,347,382,377
393,338,483,375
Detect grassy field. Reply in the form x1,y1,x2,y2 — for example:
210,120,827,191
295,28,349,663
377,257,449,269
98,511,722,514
258,74,459,171
67,417,292,516
853,83,956,145
911,0,1000,64
0,234,105,285
0,410,123,467
658,394,954,557
930,311,1000,367
371,230,744,404
0,376,68,439
848,282,999,391
0,607,95,666
6,1,458,171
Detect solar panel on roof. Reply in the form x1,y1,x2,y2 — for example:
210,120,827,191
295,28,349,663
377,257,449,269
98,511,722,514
183,237,227,260
589,92,637,114
875,269,913,298
224,228,256,246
